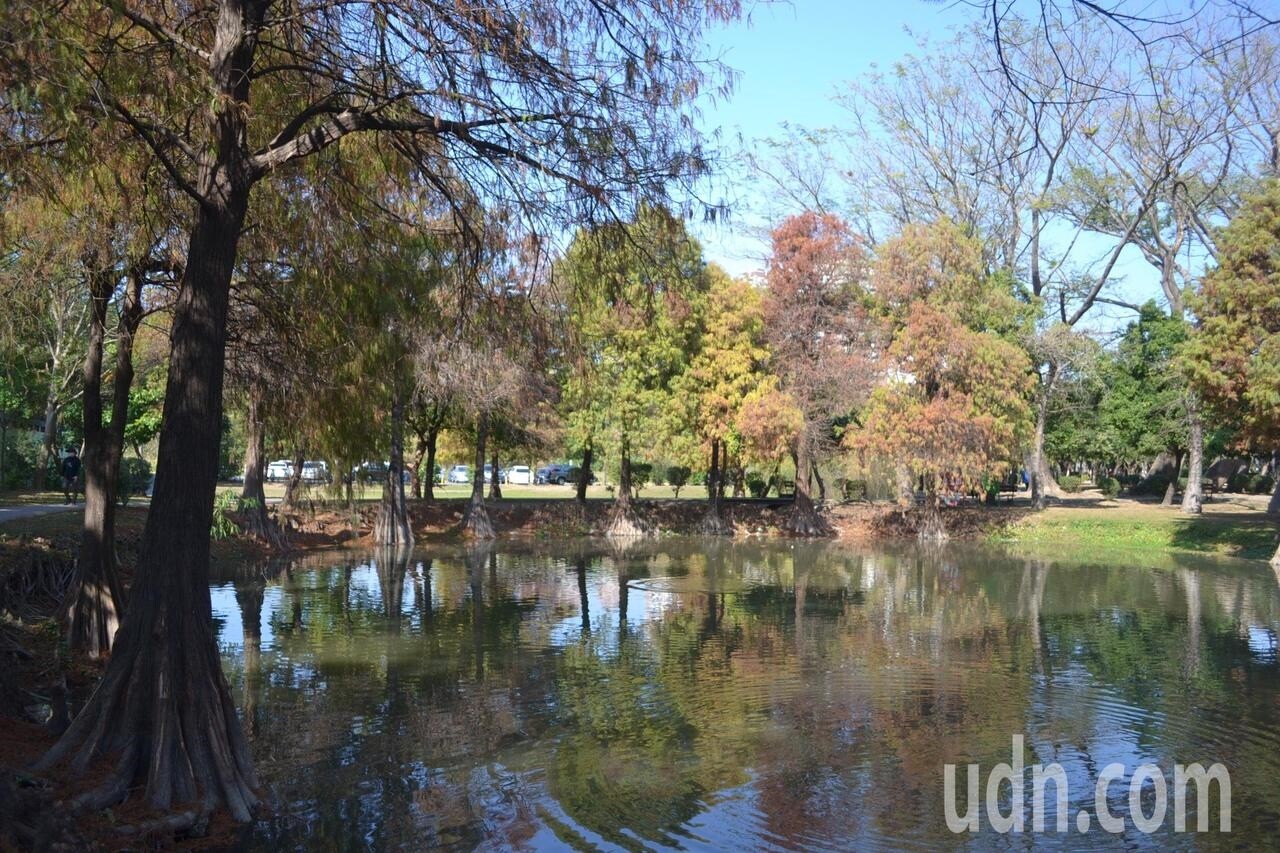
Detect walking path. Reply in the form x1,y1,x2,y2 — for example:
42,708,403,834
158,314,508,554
0,503,78,525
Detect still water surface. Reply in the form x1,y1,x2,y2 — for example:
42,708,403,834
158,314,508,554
210,540,1280,850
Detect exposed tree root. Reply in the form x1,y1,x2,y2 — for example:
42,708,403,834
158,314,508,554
917,501,948,543
239,504,288,551
35,600,261,822
700,506,734,536
783,493,832,537
604,504,652,539
461,499,496,539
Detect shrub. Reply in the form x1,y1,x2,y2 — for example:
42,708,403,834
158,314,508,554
745,472,768,498
210,490,241,540
117,457,152,505
1058,474,1084,493
630,462,652,494
666,465,691,498
650,466,666,486
1248,474,1275,495
1098,475,1120,498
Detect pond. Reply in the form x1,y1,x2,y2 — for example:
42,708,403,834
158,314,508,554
210,540,1280,850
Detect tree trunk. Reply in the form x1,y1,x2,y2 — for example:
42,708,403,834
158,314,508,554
488,447,502,501
66,266,123,660
785,441,829,536
1162,450,1184,507
38,167,261,821
373,391,414,548
606,436,647,537
462,413,494,538
238,384,285,548
281,447,305,511
408,433,425,501
702,438,730,535
1029,365,1063,509
575,444,593,504
1268,473,1279,516
918,485,947,543
34,390,58,491
1181,396,1204,515
423,423,439,502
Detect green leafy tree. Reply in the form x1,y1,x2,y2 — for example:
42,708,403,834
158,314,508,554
556,206,710,535
1099,303,1192,505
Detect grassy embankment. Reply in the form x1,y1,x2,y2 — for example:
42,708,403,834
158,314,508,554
993,494,1279,561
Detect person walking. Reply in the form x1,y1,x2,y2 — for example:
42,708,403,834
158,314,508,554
60,447,82,504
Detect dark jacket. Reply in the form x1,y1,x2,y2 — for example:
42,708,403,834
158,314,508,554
61,454,81,480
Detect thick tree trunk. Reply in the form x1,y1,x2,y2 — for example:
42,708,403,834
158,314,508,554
918,487,947,542
785,442,830,536
238,385,285,549
1268,474,1279,516
488,447,502,501
39,171,261,821
373,392,414,548
67,267,123,660
1029,368,1063,509
1162,450,1184,507
1181,397,1204,515
462,413,494,538
575,444,593,504
702,438,730,535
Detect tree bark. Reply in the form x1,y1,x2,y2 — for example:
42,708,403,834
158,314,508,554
918,485,947,542
38,7,266,816
34,390,58,491
701,438,730,535
39,166,261,820
373,391,414,548
575,443,593,504
238,384,285,548
606,436,647,537
66,265,123,660
462,413,494,538
408,433,426,500
488,446,502,501
281,447,305,511
1181,395,1204,515
1267,473,1279,516
423,423,439,502
1162,450,1184,507
785,441,830,536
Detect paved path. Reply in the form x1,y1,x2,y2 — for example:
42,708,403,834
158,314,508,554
0,503,78,525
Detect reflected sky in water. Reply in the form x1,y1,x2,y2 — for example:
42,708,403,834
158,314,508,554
211,540,1280,850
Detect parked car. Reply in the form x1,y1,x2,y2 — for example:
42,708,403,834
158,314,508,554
301,460,330,483
536,463,574,484
483,464,507,484
506,465,533,485
447,464,471,484
266,459,294,482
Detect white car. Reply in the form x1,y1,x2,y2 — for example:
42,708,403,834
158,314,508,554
266,459,294,482
301,460,330,482
447,464,471,484
506,465,533,485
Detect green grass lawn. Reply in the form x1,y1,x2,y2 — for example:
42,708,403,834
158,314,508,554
995,501,1279,561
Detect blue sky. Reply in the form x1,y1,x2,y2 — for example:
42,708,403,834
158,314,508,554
687,1,1163,335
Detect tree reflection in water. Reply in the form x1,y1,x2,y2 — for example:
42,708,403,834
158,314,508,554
212,541,1280,849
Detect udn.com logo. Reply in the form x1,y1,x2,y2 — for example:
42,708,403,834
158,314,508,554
944,736,1230,834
